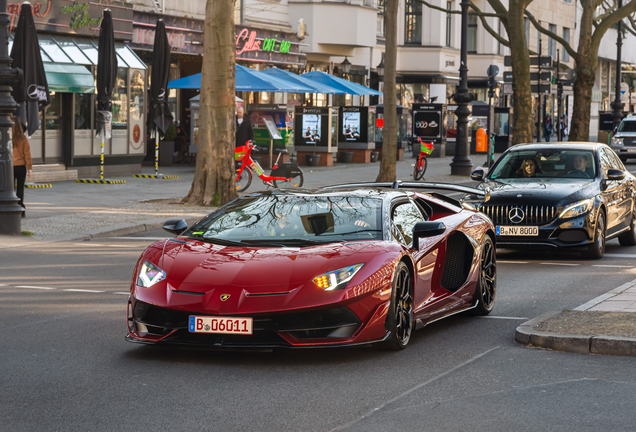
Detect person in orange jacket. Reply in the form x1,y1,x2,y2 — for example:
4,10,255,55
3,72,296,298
12,118,32,218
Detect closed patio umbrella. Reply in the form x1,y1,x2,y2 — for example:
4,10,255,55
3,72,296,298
10,2,50,136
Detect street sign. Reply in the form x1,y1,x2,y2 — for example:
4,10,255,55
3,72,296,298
531,84,552,94
487,65,499,78
504,55,552,68
504,71,552,83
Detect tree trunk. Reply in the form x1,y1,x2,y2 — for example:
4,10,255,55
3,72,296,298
507,0,533,144
183,0,238,206
376,0,398,182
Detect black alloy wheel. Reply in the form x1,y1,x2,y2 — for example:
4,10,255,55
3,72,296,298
583,209,606,259
413,158,427,181
470,235,496,316
618,207,636,246
381,262,413,350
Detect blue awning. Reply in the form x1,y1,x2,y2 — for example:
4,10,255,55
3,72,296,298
168,65,315,92
260,67,345,94
301,71,382,96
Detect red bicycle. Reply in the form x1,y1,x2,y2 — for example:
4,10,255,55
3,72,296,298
412,137,434,181
235,141,304,191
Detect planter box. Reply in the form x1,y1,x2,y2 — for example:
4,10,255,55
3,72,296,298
159,141,175,167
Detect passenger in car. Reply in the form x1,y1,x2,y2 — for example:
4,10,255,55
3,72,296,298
516,158,542,178
570,154,595,177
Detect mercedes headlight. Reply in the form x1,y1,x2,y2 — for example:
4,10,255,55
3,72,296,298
559,199,594,219
611,137,623,146
313,264,364,291
137,260,167,287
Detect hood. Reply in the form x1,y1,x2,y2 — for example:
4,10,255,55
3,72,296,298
161,239,375,294
478,179,598,206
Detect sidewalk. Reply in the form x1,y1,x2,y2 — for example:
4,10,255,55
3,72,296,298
516,278,636,357
2,151,484,244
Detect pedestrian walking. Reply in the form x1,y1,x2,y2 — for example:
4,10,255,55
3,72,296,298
12,117,32,218
235,107,254,148
561,113,568,139
543,115,553,142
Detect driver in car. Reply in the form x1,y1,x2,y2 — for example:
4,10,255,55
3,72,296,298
571,154,594,177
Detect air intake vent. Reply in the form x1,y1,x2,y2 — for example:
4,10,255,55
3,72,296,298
441,232,474,292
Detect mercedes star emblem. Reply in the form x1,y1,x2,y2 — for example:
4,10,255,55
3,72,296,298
508,207,525,224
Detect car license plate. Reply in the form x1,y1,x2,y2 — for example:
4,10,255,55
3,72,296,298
188,316,253,335
626,148,636,153
496,226,539,236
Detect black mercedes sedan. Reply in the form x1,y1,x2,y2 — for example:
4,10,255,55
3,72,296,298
464,143,636,259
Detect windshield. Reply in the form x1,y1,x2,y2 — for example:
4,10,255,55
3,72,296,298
185,195,383,246
489,149,597,180
619,121,636,132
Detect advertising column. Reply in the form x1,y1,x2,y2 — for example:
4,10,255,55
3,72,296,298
412,103,447,157
294,106,333,167
337,106,372,163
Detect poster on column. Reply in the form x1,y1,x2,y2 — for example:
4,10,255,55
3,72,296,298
128,70,145,154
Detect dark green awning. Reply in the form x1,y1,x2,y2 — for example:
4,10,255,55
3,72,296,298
43,63,95,94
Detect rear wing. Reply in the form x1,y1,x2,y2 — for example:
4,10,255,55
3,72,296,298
320,181,486,197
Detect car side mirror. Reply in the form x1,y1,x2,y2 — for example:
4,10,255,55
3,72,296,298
470,169,484,181
412,221,446,251
606,169,626,181
163,219,188,235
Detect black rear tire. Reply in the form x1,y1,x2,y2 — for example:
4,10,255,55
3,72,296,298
273,167,304,188
380,262,413,351
582,210,606,259
470,235,496,316
618,208,636,246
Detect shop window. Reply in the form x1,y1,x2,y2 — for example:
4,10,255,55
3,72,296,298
130,70,145,124
467,14,477,53
75,93,92,130
446,1,452,47
562,28,570,62
404,0,422,44
45,92,62,130
111,67,128,129
548,24,557,58
169,65,178,124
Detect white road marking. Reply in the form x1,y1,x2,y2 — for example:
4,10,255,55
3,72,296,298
0,284,6,286
540,262,579,266
64,289,105,293
593,265,634,268
15,285,56,290
478,316,528,320
113,292,130,295
329,346,501,432
74,243,143,248
604,253,636,258
497,261,528,264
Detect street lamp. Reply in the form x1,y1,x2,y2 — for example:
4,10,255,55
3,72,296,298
377,58,385,81
341,57,352,76
450,0,473,176
0,0,22,235
611,0,624,131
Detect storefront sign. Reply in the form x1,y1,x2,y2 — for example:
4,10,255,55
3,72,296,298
133,28,186,50
235,26,305,67
235,28,292,55
9,0,132,39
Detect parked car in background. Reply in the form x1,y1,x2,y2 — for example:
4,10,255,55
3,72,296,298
611,115,636,162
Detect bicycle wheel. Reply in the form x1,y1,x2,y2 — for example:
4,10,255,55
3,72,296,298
273,167,304,188
235,166,252,191
413,158,427,180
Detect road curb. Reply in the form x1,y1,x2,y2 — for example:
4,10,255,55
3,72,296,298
87,216,204,239
515,311,636,357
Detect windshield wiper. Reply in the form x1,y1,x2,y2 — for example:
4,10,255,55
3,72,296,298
242,238,345,246
186,235,246,247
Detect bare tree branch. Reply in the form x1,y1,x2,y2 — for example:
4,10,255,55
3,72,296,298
470,1,510,47
592,0,636,53
417,0,504,18
525,9,578,59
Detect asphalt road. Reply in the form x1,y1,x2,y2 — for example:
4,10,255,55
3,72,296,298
1,230,636,431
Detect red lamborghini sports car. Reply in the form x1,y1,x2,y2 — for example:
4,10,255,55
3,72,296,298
126,182,496,350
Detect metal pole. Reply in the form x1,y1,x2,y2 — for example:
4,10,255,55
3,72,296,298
155,127,159,176
0,0,22,234
612,0,624,131
537,36,542,142
557,49,562,142
450,0,473,176
100,129,104,180
486,91,492,167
